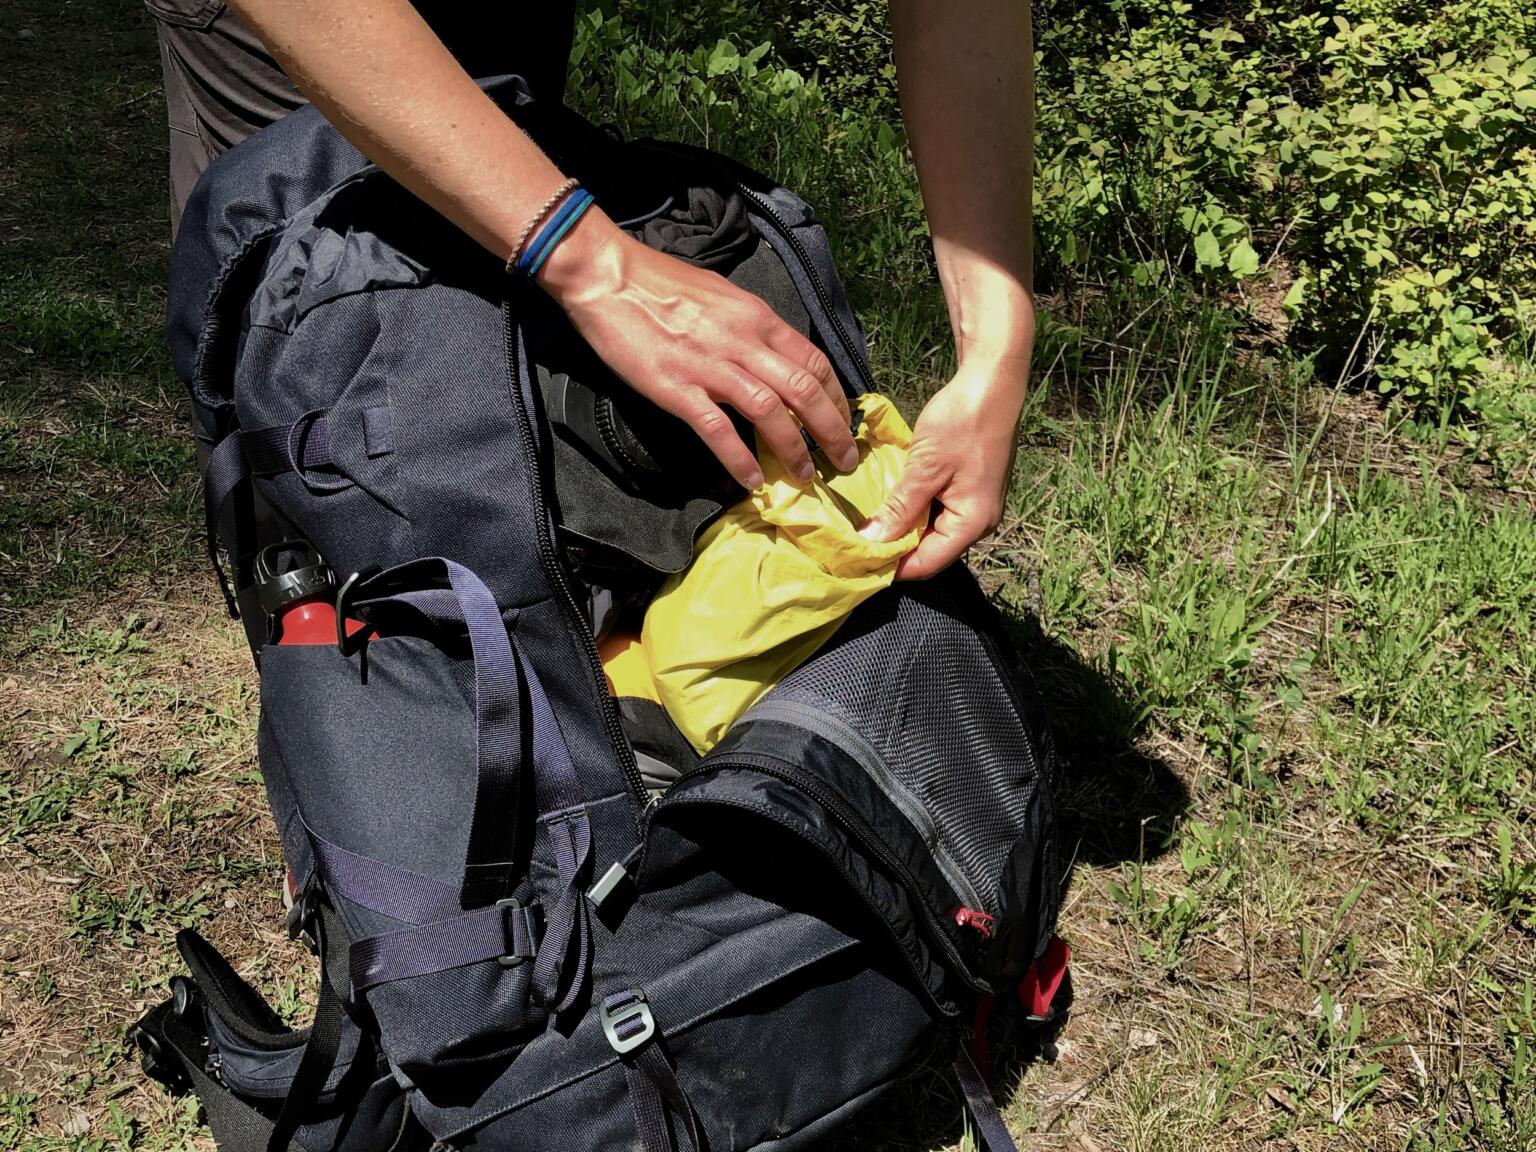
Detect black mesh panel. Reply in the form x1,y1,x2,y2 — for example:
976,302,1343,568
768,580,1043,912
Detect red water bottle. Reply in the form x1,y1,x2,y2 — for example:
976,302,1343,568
253,541,365,646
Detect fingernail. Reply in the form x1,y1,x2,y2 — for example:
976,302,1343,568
858,518,884,540
796,460,815,483
838,445,860,471
746,469,765,489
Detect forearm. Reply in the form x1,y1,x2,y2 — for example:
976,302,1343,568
227,0,618,265
890,0,1035,371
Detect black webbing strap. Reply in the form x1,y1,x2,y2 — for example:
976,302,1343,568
622,1045,702,1152
132,999,298,1152
952,1044,1021,1152
602,990,701,1152
241,417,332,477
266,902,349,1152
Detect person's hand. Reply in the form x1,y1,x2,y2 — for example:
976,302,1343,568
538,210,858,489
858,352,1029,580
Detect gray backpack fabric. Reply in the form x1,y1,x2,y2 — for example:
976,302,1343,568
132,76,1065,1152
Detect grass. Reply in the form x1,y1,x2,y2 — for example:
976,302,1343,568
2,2,1534,1150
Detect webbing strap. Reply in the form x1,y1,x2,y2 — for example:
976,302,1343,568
350,900,538,993
242,407,394,481
202,431,251,618
519,638,591,1015
306,823,461,926
344,559,592,1013
266,903,348,1152
241,415,336,478
603,992,701,1152
346,559,527,908
952,1044,1020,1152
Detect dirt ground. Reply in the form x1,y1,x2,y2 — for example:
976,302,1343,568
3,2,1534,1151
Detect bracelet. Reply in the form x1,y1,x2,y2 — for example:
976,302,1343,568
522,189,596,279
506,177,579,276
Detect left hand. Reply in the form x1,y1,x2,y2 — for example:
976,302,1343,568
859,352,1029,580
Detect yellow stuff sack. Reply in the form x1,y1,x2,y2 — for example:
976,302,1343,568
641,393,920,753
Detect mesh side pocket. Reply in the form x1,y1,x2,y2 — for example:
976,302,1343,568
765,575,1045,915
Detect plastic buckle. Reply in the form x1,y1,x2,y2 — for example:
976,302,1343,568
600,990,655,1055
286,877,321,954
496,898,531,968
130,1019,191,1095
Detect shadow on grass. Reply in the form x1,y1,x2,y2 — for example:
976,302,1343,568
1004,606,1191,871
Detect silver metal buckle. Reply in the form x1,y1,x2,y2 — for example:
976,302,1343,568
600,991,655,1055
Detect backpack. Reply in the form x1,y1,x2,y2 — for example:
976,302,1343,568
130,75,1069,1152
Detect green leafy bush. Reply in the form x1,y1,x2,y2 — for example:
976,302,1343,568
579,0,1536,446
1048,1,1535,428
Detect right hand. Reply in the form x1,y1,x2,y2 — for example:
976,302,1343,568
537,208,858,489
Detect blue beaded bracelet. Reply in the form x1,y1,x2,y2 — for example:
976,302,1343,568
518,188,596,278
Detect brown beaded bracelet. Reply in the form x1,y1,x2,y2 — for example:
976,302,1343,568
506,177,580,276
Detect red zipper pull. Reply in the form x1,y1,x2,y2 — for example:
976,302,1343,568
954,907,995,939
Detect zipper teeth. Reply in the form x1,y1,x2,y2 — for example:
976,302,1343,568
504,306,647,809
693,752,986,990
741,699,989,912
734,184,876,395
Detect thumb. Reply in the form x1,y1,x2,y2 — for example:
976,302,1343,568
859,464,942,543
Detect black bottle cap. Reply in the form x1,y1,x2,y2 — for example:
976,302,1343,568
252,541,336,614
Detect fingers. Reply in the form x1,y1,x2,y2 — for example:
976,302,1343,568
859,458,945,544
893,506,970,580
765,325,851,429
718,366,817,483
680,398,764,490
743,338,858,474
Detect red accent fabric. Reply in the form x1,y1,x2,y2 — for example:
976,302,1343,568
1018,936,1070,1018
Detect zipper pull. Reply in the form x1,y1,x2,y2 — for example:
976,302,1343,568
954,907,995,939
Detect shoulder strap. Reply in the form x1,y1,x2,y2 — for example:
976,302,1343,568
265,901,349,1152
131,987,303,1152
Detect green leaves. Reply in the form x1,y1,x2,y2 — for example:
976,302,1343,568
1023,0,1536,432
1227,238,1261,277
1194,230,1223,269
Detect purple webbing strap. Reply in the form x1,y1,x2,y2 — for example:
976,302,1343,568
305,823,460,926
518,641,591,1015
348,559,526,909
344,558,593,1013
350,901,538,992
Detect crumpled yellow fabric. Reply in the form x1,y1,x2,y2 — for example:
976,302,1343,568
641,393,919,753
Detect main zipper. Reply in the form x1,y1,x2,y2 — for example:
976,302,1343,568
503,303,647,810
627,139,875,397
733,183,877,396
